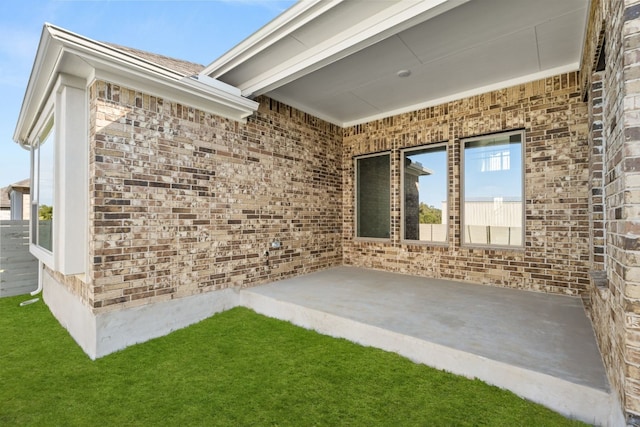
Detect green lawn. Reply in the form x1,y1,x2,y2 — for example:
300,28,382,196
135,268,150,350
0,295,586,426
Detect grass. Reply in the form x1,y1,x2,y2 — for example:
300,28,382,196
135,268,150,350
0,295,586,426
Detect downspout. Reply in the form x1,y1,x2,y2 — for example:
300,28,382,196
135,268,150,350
20,261,43,306
31,260,44,296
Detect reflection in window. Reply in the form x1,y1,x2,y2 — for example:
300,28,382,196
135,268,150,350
402,145,447,242
463,131,523,247
356,153,390,239
31,119,54,252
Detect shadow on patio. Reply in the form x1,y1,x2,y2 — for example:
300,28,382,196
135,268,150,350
240,266,613,425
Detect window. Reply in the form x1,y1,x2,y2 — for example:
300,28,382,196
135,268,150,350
25,75,87,274
31,118,55,252
462,131,523,247
355,153,390,239
402,144,447,243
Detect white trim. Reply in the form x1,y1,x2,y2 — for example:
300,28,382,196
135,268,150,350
30,244,54,270
237,0,468,97
26,74,89,275
202,0,343,77
28,98,55,267
54,74,88,275
14,26,59,149
14,23,257,146
90,68,258,121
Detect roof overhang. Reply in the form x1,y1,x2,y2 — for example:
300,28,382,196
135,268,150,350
204,0,589,127
14,24,258,148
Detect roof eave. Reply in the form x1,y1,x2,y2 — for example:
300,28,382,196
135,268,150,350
13,24,257,147
201,0,342,78
204,0,470,98
13,24,59,149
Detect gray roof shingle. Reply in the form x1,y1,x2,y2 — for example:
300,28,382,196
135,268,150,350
104,42,205,76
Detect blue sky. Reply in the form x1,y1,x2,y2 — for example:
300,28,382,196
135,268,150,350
0,0,295,188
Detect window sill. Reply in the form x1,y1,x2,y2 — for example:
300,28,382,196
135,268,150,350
401,239,449,247
29,243,54,269
461,243,525,251
353,237,392,243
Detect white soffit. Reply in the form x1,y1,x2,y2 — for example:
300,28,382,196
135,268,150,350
209,0,589,127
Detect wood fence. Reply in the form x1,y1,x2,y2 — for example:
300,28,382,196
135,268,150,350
0,220,38,297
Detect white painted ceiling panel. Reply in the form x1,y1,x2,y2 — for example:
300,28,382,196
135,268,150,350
221,36,306,87
536,8,588,70
351,27,540,117
213,0,589,126
299,91,380,121
397,0,585,66
271,35,422,101
290,0,394,48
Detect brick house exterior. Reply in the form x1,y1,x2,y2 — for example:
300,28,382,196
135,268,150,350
581,0,640,423
11,1,640,424
342,74,590,293
88,85,343,310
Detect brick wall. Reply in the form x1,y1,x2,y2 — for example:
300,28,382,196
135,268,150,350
619,1,640,420
343,73,590,295
589,71,606,273
583,0,640,422
87,83,343,312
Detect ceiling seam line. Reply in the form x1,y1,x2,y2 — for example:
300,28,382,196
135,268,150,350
413,6,585,70
349,90,381,113
534,26,542,70
396,34,423,64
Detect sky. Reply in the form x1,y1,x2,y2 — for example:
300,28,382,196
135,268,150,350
0,0,296,189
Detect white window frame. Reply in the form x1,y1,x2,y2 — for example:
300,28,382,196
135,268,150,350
354,151,392,241
461,130,525,249
27,74,88,275
400,142,449,245
29,101,55,267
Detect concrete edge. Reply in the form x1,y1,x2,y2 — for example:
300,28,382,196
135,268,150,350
43,269,242,359
94,288,241,358
43,268,98,357
41,276,626,426
240,289,619,426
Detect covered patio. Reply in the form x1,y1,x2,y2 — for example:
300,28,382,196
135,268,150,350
241,267,612,425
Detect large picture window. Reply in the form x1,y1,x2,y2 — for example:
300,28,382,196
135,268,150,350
462,131,523,247
402,144,447,243
355,153,390,239
31,118,54,252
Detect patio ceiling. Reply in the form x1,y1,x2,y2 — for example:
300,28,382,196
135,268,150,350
204,0,589,127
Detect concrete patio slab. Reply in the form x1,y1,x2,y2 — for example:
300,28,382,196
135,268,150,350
240,266,618,425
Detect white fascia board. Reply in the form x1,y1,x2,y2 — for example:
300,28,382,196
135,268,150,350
14,24,257,147
343,63,581,127
47,24,188,81
202,0,342,78
188,74,241,96
50,25,258,119
81,50,258,120
13,26,63,148
91,66,258,121
238,0,470,97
